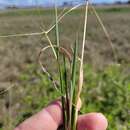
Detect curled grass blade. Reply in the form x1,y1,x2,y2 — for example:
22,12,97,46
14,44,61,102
38,45,72,95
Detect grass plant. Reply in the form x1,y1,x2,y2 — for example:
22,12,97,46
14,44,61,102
38,1,89,129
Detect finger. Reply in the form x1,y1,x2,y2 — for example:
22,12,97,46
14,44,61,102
77,113,108,130
15,100,62,130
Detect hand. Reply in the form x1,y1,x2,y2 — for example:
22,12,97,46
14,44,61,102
14,100,108,130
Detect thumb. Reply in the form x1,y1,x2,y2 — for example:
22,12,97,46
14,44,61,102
77,113,108,130
15,100,62,130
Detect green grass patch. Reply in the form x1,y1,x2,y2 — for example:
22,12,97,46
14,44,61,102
16,64,130,130
0,5,130,17
97,6,130,13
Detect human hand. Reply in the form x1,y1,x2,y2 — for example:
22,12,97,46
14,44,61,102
14,100,108,130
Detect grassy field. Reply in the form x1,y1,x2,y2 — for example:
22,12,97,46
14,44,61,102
0,5,130,130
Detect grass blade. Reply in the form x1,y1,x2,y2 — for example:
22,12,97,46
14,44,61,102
71,41,78,130
55,3,60,48
63,55,70,127
54,2,66,129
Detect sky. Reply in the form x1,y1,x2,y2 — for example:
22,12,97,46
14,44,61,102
0,0,128,7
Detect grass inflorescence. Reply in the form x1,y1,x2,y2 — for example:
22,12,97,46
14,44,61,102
45,1,88,130
39,1,89,130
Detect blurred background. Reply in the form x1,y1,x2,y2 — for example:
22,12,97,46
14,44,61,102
0,0,130,130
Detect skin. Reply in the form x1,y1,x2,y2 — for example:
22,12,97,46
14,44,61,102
14,100,108,130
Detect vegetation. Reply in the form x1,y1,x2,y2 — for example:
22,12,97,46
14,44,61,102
1,63,129,130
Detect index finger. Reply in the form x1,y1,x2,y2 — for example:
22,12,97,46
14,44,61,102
15,100,62,130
